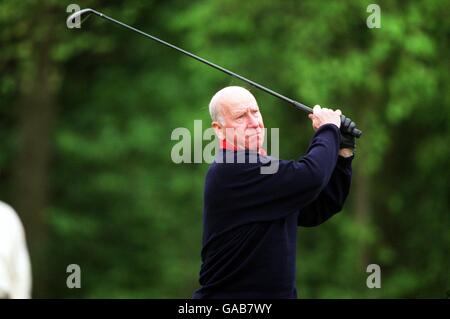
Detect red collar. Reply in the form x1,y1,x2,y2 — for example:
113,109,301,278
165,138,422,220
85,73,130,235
220,139,267,156
220,139,238,151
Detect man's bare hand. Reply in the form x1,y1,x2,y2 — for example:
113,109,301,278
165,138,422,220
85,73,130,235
339,148,353,157
308,105,341,131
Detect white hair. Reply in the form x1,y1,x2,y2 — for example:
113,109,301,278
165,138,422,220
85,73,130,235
209,91,224,124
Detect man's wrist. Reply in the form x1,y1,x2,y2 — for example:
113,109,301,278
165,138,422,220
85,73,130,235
339,148,354,158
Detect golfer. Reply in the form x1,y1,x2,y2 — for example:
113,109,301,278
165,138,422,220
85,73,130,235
193,86,355,299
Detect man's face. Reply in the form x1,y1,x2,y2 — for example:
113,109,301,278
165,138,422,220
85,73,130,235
212,87,265,151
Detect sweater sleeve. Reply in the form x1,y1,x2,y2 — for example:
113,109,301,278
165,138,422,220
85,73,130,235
250,124,341,205
205,124,341,232
297,155,353,227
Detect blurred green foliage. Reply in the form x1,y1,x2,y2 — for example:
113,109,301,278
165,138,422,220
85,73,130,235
0,0,449,298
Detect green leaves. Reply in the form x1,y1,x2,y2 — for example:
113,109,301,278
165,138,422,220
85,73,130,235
1,0,448,298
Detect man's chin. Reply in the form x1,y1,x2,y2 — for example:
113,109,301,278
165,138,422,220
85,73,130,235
240,135,259,148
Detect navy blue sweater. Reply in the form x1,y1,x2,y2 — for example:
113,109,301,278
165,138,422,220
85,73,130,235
193,124,353,299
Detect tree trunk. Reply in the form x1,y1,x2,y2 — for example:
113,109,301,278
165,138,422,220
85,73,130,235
354,165,370,269
12,27,57,298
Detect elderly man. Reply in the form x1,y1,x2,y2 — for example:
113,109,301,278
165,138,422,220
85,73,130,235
193,86,355,299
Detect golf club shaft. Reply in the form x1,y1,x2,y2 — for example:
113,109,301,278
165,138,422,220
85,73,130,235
67,9,362,138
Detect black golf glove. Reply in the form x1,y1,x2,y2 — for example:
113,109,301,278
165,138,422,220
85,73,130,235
340,116,356,150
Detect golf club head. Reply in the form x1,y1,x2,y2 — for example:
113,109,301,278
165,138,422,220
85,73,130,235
66,8,101,27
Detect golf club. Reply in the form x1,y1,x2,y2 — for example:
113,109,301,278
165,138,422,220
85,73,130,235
67,8,362,138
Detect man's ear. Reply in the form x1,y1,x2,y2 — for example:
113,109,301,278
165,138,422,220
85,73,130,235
212,121,225,140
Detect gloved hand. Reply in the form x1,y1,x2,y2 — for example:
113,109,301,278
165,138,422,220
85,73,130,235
340,116,356,150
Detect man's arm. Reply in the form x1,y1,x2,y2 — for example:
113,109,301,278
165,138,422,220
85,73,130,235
297,154,353,227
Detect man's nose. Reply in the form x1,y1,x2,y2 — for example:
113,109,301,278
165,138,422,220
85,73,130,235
247,113,259,127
